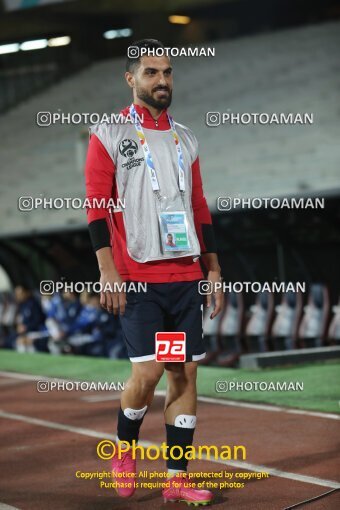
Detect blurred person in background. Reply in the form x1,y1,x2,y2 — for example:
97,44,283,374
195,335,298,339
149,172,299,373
14,286,47,353
66,292,103,355
67,291,126,358
41,292,68,354
0,291,17,349
52,290,82,353
62,290,82,327
94,302,127,359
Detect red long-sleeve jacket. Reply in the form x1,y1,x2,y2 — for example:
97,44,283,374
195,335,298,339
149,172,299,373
85,104,216,283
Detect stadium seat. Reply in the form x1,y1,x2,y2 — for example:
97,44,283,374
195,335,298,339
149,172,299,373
298,284,330,347
199,306,222,365
245,291,275,352
0,22,339,235
328,296,340,343
216,291,245,367
271,290,304,350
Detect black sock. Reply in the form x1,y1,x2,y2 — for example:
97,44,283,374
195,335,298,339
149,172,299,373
165,424,195,471
117,407,146,445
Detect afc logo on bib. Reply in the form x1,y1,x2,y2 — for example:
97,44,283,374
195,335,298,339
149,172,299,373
155,332,186,362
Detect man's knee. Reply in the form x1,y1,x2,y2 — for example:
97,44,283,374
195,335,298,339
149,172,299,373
165,361,197,385
131,362,164,392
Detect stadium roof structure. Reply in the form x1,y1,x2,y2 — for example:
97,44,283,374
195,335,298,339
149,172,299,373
0,21,339,237
0,0,338,49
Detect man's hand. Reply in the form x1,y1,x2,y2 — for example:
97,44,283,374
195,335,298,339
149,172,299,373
206,270,224,320
95,247,126,315
200,253,224,320
99,269,126,315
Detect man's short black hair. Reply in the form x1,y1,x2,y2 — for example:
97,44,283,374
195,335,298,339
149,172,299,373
126,39,165,72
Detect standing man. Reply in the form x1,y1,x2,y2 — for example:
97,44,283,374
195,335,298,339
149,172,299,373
85,39,223,505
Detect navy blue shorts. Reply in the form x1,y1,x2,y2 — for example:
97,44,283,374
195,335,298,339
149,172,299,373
120,280,206,362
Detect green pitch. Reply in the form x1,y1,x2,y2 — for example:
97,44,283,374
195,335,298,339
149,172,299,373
0,350,339,413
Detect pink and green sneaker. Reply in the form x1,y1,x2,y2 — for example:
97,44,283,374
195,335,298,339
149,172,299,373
163,473,213,506
111,446,136,498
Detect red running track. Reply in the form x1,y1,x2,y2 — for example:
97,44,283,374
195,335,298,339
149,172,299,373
0,372,339,510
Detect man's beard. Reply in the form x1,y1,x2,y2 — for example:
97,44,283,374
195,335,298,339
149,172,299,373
136,85,172,110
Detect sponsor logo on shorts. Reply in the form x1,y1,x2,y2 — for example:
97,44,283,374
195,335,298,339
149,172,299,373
155,332,186,362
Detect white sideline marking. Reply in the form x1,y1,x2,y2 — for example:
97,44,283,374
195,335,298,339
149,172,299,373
82,394,122,402
192,395,340,421
0,379,24,387
0,504,21,510
0,371,64,382
82,389,340,421
0,371,339,420
0,409,339,490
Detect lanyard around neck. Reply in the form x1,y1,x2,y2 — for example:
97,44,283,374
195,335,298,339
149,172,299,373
129,104,186,193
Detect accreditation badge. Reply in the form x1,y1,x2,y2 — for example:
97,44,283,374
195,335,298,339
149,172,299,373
159,212,191,252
